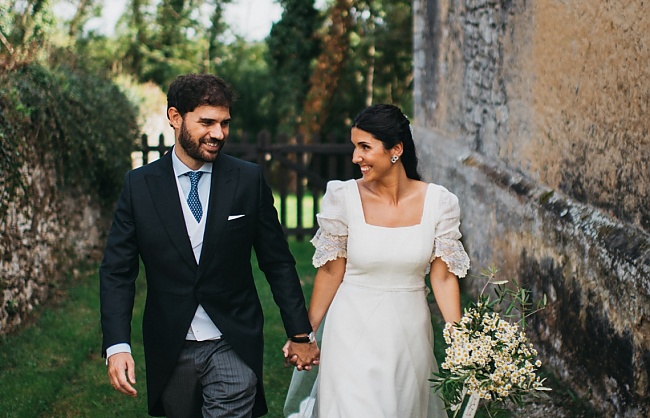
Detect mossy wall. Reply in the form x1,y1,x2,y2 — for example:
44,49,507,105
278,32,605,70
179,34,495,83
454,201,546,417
414,0,649,416
0,64,138,334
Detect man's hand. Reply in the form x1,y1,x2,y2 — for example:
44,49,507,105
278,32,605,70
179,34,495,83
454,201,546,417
107,352,138,397
283,340,320,371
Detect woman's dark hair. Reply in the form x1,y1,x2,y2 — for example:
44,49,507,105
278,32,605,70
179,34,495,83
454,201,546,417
352,104,421,181
167,73,236,118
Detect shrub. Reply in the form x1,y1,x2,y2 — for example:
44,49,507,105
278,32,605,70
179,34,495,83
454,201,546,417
0,63,139,214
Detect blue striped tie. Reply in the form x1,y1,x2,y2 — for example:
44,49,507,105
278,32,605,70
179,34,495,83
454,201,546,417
186,171,203,222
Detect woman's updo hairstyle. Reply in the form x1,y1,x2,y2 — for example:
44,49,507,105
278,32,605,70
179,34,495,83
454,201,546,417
352,104,421,181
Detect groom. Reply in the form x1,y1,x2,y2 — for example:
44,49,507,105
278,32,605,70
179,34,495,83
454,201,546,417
100,73,318,417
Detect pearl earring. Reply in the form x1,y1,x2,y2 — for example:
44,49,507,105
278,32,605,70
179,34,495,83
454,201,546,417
391,155,399,164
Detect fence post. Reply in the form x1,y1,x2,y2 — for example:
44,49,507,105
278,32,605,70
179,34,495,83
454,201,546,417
311,133,321,231
278,134,288,232
257,130,272,185
141,133,149,165
341,132,355,179
327,133,338,180
295,134,305,241
157,133,166,158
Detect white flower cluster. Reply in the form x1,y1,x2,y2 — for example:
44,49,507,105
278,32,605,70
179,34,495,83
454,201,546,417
441,307,545,401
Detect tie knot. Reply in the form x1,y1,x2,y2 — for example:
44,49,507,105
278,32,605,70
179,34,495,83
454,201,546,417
187,171,203,185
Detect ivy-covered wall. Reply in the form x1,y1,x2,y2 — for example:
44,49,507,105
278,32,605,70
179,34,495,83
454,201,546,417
414,0,649,416
0,64,138,334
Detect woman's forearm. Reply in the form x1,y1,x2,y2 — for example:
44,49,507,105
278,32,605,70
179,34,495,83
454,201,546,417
307,257,346,331
430,257,462,324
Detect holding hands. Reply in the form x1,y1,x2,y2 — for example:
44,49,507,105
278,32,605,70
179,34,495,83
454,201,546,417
283,332,320,371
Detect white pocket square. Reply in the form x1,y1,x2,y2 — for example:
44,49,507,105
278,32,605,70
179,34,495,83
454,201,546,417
228,214,245,221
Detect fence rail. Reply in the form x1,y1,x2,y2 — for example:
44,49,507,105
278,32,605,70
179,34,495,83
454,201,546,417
138,132,358,239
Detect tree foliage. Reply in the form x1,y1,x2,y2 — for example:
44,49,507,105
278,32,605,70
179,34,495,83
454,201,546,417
1,0,413,141
266,0,322,136
362,0,413,114
293,0,414,140
215,38,274,136
0,0,55,69
0,64,139,209
298,0,354,140
66,0,102,39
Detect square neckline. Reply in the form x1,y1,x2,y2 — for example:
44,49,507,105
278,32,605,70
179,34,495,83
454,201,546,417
352,180,431,229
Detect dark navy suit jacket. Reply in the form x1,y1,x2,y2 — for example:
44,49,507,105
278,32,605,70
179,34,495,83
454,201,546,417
100,150,311,416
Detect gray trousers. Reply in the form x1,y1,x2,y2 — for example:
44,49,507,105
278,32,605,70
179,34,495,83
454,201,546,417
161,339,257,418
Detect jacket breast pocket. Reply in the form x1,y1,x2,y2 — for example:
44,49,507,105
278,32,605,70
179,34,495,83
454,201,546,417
225,215,251,230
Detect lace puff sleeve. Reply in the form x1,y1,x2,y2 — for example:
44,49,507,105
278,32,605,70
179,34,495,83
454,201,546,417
429,189,470,278
311,181,348,268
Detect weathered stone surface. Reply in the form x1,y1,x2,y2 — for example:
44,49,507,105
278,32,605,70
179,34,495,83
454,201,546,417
414,0,649,416
0,146,105,335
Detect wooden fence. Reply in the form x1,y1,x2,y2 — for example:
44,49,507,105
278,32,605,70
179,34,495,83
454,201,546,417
138,132,358,240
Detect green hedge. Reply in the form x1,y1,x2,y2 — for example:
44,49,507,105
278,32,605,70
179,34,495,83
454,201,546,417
0,64,139,212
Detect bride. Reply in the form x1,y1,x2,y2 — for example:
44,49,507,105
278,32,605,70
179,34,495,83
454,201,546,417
284,104,470,418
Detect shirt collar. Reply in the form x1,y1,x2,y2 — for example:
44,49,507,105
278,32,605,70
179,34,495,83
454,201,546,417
171,146,214,177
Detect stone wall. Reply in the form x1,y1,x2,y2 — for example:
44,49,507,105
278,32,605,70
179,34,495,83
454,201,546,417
414,0,649,416
0,149,105,334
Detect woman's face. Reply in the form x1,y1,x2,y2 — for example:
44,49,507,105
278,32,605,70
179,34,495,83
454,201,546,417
351,127,400,181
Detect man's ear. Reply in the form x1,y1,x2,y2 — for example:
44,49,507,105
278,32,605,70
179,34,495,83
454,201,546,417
167,107,182,129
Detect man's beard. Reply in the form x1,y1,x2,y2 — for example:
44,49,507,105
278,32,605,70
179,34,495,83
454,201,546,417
178,121,224,162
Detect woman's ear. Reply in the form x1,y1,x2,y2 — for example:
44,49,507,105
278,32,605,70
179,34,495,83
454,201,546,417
392,142,404,157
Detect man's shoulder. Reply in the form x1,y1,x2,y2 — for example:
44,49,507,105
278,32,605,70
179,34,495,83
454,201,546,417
220,153,259,172
129,153,170,177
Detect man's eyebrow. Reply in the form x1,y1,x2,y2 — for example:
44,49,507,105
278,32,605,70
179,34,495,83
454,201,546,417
197,117,231,123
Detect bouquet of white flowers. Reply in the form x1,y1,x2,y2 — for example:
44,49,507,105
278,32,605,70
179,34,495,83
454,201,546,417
432,267,551,417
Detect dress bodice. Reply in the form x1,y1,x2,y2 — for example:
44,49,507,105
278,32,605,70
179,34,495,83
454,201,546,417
311,179,470,281
344,182,437,290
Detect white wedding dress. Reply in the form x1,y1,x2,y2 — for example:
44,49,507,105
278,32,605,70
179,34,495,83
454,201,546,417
285,179,470,418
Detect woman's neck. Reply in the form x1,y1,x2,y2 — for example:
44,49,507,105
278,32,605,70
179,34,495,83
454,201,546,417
359,171,413,204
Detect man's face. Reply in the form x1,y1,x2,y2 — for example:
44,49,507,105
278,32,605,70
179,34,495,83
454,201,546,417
170,105,231,170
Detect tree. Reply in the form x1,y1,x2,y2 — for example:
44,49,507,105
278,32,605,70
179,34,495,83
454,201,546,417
204,0,233,73
214,38,274,135
298,0,354,140
365,0,413,114
0,0,54,69
266,0,322,136
302,0,414,140
66,0,101,39
122,0,150,79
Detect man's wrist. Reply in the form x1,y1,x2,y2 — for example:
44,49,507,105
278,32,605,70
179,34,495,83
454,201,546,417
105,343,132,365
290,332,316,344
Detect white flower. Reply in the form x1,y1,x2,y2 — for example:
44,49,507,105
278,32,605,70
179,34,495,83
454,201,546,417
432,272,551,415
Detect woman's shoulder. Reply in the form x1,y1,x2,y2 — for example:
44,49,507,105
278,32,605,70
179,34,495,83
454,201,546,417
326,179,356,192
425,181,457,197
324,179,357,200
424,182,460,210
322,179,355,209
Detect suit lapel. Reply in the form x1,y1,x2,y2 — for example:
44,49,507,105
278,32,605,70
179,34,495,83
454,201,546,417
145,151,197,272
198,153,239,277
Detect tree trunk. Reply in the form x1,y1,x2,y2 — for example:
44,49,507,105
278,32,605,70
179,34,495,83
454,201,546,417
298,0,354,141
